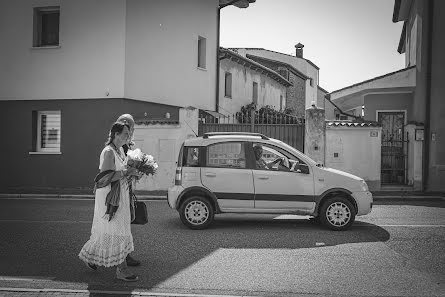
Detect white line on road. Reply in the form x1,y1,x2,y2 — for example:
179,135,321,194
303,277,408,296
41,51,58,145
0,220,91,223
0,287,256,297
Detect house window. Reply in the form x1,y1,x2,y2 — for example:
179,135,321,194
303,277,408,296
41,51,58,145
280,95,283,111
198,36,206,69
224,72,232,98
36,111,61,152
252,82,258,104
33,6,60,47
309,78,314,87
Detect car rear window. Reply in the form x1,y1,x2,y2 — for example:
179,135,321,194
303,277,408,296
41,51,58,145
182,146,200,167
206,142,246,168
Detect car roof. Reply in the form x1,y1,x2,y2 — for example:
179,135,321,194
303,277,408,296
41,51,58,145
184,134,282,147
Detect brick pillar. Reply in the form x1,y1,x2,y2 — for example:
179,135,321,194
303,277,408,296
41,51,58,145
305,105,325,164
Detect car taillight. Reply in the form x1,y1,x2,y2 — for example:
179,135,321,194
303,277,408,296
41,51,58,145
175,167,182,185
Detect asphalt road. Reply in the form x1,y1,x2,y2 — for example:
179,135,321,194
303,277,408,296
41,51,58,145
0,198,444,297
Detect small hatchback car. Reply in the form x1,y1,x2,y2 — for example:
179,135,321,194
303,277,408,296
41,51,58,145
168,132,372,231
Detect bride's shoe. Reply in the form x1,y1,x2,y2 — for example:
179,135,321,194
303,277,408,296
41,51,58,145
116,267,138,282
84,261,98,271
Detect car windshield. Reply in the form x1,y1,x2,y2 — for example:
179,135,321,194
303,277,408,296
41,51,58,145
273,139,317,166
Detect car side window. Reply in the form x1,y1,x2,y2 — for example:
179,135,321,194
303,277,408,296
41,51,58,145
182,147,200,167
252,143,290,171
206,142,246,169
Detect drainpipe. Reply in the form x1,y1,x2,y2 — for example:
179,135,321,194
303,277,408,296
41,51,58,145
423,0,434,191
215,6,221,113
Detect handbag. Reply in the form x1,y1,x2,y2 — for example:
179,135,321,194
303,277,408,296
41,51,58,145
131,195,148,225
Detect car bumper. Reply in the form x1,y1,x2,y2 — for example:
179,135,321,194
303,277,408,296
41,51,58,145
167,185,184,209
351,191,373,215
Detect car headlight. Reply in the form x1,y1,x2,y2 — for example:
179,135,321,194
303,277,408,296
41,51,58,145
361,180,369,192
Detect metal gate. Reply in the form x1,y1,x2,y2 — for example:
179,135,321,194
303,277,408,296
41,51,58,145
379,112,409,185
198,112,305,151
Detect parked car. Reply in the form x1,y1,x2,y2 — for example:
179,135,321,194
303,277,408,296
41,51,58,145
168,132,372,231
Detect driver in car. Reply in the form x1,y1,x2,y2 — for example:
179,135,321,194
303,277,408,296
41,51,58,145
253,144,285,170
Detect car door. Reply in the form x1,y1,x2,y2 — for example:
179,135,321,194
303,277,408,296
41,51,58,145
201,141,254,210
250,142,315,210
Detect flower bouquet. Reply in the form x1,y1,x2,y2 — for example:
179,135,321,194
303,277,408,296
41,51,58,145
126,148,158,181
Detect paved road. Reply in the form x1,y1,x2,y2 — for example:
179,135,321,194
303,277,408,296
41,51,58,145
0,198,444,297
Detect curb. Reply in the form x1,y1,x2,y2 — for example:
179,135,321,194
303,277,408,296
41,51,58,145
1,194,444,201
0,193,166,200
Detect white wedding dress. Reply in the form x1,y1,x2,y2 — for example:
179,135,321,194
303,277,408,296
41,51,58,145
79,145,134,267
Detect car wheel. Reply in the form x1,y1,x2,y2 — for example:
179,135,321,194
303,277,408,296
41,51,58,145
179,196,214,230
319,197,356,231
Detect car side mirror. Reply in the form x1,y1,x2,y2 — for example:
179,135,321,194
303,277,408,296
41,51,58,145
294,164,309,174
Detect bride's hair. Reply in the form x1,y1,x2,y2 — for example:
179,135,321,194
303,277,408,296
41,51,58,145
105,121,130,146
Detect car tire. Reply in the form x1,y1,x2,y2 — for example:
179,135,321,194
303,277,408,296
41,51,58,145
179,196,214,230
319,196,356,231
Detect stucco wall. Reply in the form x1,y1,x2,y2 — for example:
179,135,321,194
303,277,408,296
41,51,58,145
0,0,219,110
219,58,286,116
132,108,198,191
245,57,306,117
325,126,382,190
236,48,318,110
0,0,126,100
124,0,218,110
364,93,413,122
0,99,179,192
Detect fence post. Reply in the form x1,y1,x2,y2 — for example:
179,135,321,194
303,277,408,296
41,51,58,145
305,105,325,164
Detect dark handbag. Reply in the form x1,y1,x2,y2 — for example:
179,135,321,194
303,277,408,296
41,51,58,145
132,200,148,225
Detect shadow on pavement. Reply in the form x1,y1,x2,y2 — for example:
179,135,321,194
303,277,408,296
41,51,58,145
0,201,390,294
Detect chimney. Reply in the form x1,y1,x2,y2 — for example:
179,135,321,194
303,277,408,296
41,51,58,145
295,43,304,58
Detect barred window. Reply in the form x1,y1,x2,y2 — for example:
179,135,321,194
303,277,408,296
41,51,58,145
37,111,61,152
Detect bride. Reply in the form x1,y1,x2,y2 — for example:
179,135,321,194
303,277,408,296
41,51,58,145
79,121,140,282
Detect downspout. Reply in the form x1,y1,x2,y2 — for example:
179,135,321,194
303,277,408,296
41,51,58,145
215,6,221,112
423,0,434,191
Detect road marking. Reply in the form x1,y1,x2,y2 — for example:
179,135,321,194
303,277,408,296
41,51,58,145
0,197,165,201
0,220,91,223
356,224,445,227
0,287,254,297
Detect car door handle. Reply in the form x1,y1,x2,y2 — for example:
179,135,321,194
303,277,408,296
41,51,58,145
258,176,269,180
205,173,216,177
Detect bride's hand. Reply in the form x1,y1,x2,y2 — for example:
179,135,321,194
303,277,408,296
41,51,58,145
125,167,139,176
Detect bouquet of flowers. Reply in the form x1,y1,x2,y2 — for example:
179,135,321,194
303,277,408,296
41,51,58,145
126,148,158,181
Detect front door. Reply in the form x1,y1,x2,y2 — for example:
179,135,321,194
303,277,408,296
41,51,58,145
201,141,254,210
378,111,408,185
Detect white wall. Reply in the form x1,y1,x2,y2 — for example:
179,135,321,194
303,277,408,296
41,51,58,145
0,0,219,110
124,0,218,110
132,107,198,191
325,126,382,190
0,0,126,100
219,58,286,116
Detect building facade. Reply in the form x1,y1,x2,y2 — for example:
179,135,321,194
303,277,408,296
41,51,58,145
229,46,319,118
218,48,290,117
0,0,255,192
328,0,445,192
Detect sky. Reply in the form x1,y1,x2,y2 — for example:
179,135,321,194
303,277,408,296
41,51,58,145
220,0,406,92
